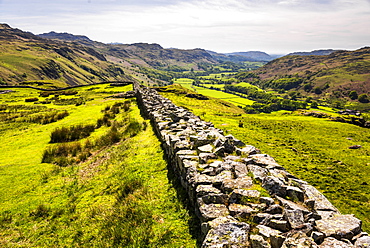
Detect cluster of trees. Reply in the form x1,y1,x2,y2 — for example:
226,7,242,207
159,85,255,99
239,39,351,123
224,85,307,113
264,77,304,90
348,90,369,103
244,99,308,114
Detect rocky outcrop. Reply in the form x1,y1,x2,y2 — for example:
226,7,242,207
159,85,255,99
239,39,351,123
133,82,367,247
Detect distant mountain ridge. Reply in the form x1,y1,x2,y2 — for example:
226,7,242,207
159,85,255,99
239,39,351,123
287,49,340,56
38,31,92,42
226,51,281,61
207,50,283,63
38,32,217,70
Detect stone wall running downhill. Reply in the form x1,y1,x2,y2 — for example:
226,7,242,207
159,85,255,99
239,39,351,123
133,82,369,248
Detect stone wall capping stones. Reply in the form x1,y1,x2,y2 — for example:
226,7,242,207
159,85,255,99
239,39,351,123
133,82,366,247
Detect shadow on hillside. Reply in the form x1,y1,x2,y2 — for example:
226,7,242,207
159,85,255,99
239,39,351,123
164,153,203,247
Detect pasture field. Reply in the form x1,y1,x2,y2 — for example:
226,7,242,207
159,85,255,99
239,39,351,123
0,84,197,247
173,78,255,106
160,84,370,232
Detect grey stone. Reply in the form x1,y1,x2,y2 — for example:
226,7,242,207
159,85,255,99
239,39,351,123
213,170,233,186
267,219,289,232
257,224,282,239
213,137,226,148
198,144,214,153
276,196,310,215
256,225,285,248
302,184,339,212
221,177,254,193
176,149,198,156
286,186,304,202
355,236,370,248
319,237,354,248
223,139,236,154
250,154,281,168
259,197,275,207
199,152,217,163
194,174,214,186
254,213,272,224
199,193,229,205
234,162,249,178
174,140,191,151
250,234,271,248
196,185,221,197
233,139,246,148
201,215,237,234
237,145,260,156
265,204,283,214
214,146,225,157
284,209,305,229
315,210,337,220
224,155,242,161
316,214,362,241
271,235,286,248
262,176,286,196
282,231,318,248
311,231,325,245
198,204,230,222
228,203,257,218
202,221,250,247
229,189,261,204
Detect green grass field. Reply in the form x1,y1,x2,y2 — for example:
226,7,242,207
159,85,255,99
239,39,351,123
160,84,370,233
173,78,255,106
0,84,197,247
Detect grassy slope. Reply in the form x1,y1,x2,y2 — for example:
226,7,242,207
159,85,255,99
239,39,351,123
160,84,370,232
0,40,127,88
256,47,370,95
174,79,254,106
0,85,197,247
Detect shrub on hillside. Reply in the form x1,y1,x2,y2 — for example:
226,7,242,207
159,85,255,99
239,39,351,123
24,110,69,124
25,97,39,102
358,94,369,103
50,124,95,143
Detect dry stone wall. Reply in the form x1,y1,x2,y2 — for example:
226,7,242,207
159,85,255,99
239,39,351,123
133,82,369,248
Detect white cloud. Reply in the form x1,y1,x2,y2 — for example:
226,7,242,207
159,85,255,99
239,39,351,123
0,0,369,53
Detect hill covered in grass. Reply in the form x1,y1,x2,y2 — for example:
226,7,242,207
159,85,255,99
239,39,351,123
247,47,370,99
38,31,218,72
0,24,131,88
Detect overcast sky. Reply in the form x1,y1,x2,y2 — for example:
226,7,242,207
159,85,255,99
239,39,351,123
1,0,369,54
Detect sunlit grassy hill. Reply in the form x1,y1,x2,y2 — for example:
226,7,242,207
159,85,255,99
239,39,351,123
252,47,370,97
0,24,130,88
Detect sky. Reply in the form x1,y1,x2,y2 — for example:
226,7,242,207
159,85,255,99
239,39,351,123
0,0,369,54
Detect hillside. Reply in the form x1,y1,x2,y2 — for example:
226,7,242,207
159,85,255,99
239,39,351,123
227,51,278,61
0,24,222,88
287,49,339,56
207,50,280,63
250,47,370,97
39,32,217,71
0,24,130,88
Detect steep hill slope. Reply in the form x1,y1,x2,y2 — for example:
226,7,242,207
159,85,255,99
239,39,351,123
287,49,339,56
39,32,217,71
0,24,130,88
253,47,370,96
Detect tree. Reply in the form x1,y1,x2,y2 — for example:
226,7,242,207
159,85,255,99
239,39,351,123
358,94,369,103
311,101,319,109
348,90,358,100
313,87,322,94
